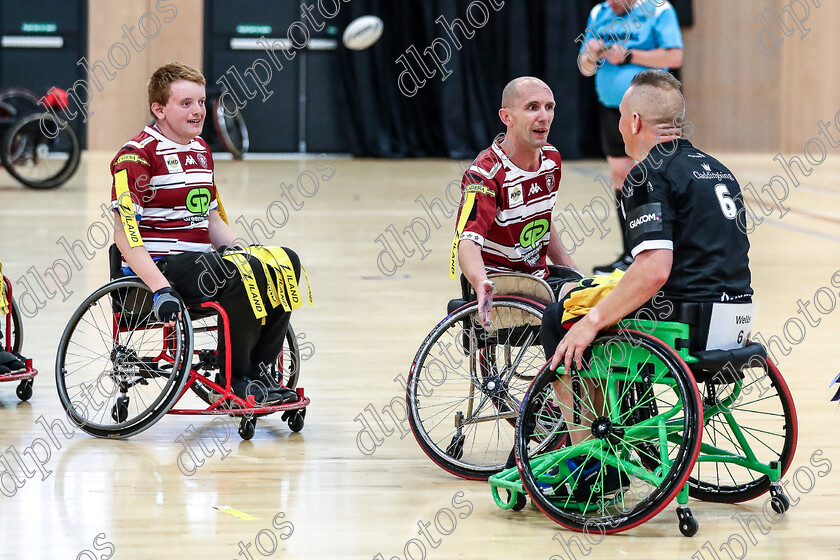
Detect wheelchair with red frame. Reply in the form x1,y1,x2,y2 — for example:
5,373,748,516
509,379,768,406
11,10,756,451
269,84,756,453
1,273,38,400
488,299,798,536
54,246,309,440
406,267,583,480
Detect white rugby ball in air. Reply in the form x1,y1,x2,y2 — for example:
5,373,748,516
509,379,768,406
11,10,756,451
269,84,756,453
343,15,384,50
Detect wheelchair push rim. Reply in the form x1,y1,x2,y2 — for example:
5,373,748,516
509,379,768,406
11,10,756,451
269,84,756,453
407,296,565,480
515,330,703,534
55,278,193,438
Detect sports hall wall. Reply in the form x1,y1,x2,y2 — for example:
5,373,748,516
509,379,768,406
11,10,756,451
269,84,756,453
75,0,834,155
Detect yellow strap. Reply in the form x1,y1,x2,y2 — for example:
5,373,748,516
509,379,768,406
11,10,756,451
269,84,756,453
215,185,229,224
450,192,476,279
222,251,267,320
264,247,306,310
114,169,144,247
0,259,8,316
253,247,290,312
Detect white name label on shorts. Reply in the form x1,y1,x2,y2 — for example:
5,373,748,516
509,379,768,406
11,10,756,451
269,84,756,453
706,303,756,350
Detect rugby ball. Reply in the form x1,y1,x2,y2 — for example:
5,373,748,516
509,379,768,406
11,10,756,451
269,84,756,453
343,15,384,50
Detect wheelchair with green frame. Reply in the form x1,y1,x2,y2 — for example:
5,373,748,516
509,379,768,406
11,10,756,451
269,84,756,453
488,300,797,536
406,267,583,480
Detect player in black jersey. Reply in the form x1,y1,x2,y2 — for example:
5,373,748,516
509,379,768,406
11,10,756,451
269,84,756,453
544,68,752,375
536,71,753,495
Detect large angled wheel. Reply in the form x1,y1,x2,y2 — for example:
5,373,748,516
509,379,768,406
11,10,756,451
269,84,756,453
688,354,797,503
407,297,565,480
55,278,192,438
1,112,81,189
516,330,703,534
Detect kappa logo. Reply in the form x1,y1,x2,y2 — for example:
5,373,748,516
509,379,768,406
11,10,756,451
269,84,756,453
185,154,197,166
164,154,183,173
508,185,523,208
528,183,542,196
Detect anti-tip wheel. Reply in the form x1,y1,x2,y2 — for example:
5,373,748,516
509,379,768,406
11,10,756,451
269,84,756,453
15,379,33,401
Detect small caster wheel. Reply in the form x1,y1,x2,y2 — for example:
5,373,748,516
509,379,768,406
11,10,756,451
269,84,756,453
288,409,305,433
239,417,256,440
111,396,129,422
506,490,527,511
15,379,33,401
770,492,790,514
446,434,465,460
677,506,698,537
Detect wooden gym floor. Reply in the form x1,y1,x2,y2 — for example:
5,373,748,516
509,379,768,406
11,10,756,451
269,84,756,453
0,151,838,559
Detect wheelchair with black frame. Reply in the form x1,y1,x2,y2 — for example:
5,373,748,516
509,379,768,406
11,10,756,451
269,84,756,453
0,87,81,189
406,266,583,480
54,245,309,440
488,299,798,536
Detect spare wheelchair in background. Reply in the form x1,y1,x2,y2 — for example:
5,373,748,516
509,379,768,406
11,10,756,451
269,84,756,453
406,268,583,480
0,87,81,189
54,246,309,440
489,301,797,536
0,272,38,400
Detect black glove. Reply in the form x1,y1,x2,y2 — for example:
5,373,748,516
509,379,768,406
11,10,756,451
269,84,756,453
153,287,181,323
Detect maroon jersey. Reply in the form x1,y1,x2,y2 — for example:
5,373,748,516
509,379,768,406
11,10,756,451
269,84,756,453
455,140,561,278
110,126,218,263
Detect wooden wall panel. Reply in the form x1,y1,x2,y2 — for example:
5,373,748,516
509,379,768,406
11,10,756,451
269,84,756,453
86,0,203,151
681,0,782,153
779,0,840,152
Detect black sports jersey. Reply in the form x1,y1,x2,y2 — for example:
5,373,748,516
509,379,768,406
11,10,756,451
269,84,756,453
621,139,752,302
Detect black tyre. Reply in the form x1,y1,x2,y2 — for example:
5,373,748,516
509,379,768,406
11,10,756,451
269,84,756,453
239,417,256,440
516,330,703,534
0,88,40,116
688,356,797,503
213,96,249,159
55,278,192,438
1,112,81,189
407,297,565,480
288,409,305,433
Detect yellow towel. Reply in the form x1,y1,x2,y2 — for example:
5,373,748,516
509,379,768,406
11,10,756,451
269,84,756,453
561,270,625,325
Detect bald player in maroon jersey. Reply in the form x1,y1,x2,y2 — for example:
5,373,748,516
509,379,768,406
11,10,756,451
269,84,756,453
454,77,580,326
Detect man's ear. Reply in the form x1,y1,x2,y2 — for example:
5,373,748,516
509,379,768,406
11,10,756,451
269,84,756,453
632,112,643,135
151,102,166,120
499,108,511,127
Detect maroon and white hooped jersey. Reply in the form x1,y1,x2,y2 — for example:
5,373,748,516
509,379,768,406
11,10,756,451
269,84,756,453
110,126,218,261
455,140,561,278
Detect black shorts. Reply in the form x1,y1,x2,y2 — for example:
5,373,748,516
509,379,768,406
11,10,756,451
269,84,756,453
598,104,629,159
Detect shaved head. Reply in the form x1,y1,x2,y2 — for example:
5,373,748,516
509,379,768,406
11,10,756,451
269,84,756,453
624,70,685,126
501,76,551,109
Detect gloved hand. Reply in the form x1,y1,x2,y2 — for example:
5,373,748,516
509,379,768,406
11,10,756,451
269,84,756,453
153,287,181,323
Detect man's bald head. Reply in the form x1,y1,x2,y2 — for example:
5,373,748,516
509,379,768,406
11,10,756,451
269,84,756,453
624,70,685,127
501,76,551,109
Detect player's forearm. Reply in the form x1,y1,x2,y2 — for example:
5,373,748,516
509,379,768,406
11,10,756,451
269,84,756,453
208,210,236,249
586,249,672,330
547,225,576,268
458,240,489,291
631,48,683,69
113,213,171,292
